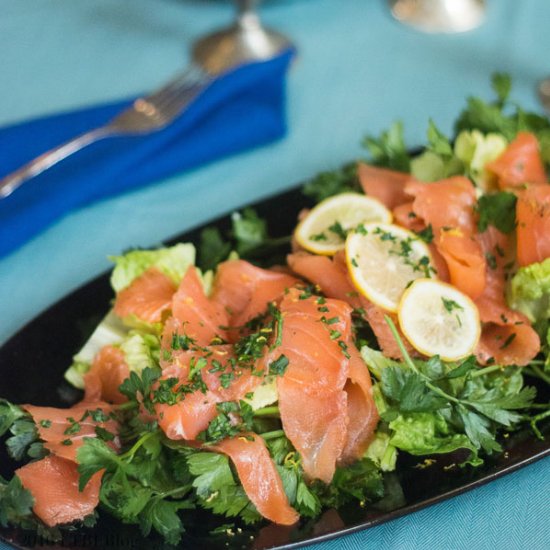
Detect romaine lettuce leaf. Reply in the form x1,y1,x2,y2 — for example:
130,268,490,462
64,310,128,389
364,430,398,472
360,345,401,380
508,258,550,325
119,332,160,374
388,412,481,466
109,243,196,292
454,129,507,189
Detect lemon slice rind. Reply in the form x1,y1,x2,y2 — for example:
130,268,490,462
295,193,392,255
397,278,481,362
345,222,434,312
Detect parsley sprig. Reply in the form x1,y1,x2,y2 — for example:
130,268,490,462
381,317,536,456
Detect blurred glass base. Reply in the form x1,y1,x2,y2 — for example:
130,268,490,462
388,0,486,33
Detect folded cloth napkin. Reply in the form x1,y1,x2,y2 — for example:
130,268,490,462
0,48,295,258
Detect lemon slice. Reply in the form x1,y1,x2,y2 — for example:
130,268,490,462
295,193,392,255
398,279,481,361
346,222,434,312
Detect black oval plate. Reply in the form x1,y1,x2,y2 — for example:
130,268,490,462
1,186,549,550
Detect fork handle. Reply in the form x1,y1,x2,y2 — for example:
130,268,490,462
0,126,113,199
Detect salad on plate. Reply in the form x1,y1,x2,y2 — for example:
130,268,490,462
1,74,549,546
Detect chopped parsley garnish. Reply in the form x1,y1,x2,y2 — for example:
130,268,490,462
321,316,340,325
415,224,434,244
94,426,115,442
63,419,81,436
310,232,328,241
268,355,289,376
328,221,348,240
500,333,516,350
198,400,255,444
485,252,497,270
476,191,518,233
441,297,464,314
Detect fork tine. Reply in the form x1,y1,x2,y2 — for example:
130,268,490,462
156,83,207,120
150,73,208,113
145,64,205,105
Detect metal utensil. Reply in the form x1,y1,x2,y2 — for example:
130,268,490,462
0,0,292,200
0,66,211,199
192,0,291,74
388,0,486,33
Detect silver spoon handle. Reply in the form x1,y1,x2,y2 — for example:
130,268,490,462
0,126,112,199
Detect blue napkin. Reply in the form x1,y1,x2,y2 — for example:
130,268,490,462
0,48,295,258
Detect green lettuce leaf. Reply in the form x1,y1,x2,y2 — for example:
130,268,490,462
120,332,160,374
364,430,398,472
109,243,196,292
454,129,507,189
389,412,481,465
508,258,550,325
64,310,128,389
360,344,401,380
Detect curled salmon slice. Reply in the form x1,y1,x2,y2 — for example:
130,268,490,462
475,286,540,367
475,321,540,367
274,289,351,483
23,402,117,462
516,185,550,266
406,176,478,234
16,455,102,527
172,267,230,346
486,132,547,189
211,434,299,525
340,344,379,463
473,229,540,366
212,259,298,332
288,252,362,307
157,390,219,441
437,229,487,299
393,201,425,232
277,289,351,389
114,267,176,323
84,345,129,404
357,162,413,210
278,378,348,484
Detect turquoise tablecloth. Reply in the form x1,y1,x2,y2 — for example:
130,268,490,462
0,1,548,549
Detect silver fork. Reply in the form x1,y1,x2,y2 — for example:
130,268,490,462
0,64,211,199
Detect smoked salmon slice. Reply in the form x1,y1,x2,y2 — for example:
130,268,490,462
211,435,299,525
405,176,478,234
473,226,540,365
274,289,351,483
16,455,102,527
212,259,297,331
340,344,379,463
516,184,550,266
392,201,425,232
84,345,129,404
23,402,117,462
171,267,230,346
287,252,361,307
156,346,264,441
437,229,487,299
486,132,547,189
357,162,413,210
114,267,176,324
